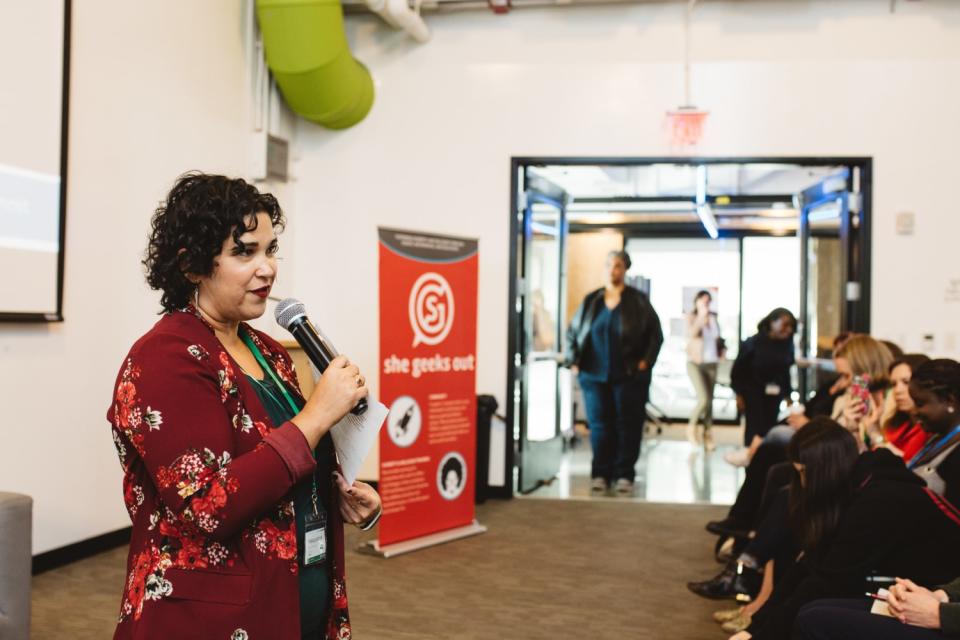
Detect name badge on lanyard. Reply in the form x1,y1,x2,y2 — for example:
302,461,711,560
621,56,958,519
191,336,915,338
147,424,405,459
303,510,327,566
243,330,328,566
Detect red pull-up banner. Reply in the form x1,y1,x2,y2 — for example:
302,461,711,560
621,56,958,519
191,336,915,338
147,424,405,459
377,228,479,547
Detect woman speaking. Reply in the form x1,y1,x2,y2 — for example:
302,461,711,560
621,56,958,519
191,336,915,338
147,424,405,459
107,174,380,640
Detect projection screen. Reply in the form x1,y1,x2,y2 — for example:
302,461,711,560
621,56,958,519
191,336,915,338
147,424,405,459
0,0,68,321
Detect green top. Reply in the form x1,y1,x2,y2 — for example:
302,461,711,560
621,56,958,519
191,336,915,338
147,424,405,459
241,332,334,639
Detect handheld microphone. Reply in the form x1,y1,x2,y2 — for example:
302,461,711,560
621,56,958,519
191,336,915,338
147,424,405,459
275,298,368,415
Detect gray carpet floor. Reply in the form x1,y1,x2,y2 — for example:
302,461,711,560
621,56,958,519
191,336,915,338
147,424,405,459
32,499,732,639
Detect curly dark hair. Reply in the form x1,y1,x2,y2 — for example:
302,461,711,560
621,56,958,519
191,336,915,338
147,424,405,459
144,173,284,312
757,307,796,335
910,358,960,403
441,457,463,489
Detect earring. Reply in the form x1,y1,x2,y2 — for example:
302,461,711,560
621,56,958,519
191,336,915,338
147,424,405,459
949,407,956,414
194,286,200,308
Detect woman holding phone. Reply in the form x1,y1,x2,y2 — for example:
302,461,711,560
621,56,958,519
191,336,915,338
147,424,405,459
835,335,895,450
727,420,960,640
686,290,724,450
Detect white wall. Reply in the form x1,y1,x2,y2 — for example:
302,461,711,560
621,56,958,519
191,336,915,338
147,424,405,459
0,1,291,554
291,0,960,444
6,0,960,551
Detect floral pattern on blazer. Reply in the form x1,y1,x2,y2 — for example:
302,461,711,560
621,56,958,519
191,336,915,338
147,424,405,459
108,307,352,640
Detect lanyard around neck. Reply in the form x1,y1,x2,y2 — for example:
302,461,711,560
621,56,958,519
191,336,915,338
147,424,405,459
241,329,324,519
908,423,960,469
240,330,300,416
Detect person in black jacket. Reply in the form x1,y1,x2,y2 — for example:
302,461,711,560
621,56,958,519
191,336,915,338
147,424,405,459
729,308,797,461
730,421,960,640
566,250,663,495
704,334,854,540
908,358,960,506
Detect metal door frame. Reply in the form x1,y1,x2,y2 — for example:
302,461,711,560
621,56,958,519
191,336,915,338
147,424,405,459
501,156,872,499
514,170,570,494
796,166,873,398
798,168,850,349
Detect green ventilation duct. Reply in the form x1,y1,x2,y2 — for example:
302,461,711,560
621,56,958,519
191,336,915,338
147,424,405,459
256,0,374,130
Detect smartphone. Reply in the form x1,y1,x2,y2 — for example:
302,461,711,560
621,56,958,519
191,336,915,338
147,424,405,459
850,374,873,406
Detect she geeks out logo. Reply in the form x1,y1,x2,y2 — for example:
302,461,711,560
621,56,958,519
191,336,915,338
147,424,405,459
409,272,455,347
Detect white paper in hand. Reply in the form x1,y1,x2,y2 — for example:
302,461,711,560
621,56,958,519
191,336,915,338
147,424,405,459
329,400,388,485
870,589,893,617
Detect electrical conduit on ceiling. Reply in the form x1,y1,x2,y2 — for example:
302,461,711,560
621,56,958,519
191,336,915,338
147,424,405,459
256,0,374,129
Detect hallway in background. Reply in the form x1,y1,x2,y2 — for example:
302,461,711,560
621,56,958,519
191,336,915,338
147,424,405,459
526,423,746,504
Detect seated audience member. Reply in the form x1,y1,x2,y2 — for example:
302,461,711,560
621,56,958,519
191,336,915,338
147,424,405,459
704,334,879,540
907,359,960,505
729,421,960,640
835,335,895,449
695,342,916,607
794,575,960,639
881,354,932,460
882,339,906,360
690,418,852,605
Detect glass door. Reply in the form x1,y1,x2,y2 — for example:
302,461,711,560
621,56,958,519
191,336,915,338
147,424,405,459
624,237,743,423
515,171,569,493
798,169,852,399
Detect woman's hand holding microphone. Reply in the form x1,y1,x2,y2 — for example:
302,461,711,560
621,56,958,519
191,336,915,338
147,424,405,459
291,355,369,449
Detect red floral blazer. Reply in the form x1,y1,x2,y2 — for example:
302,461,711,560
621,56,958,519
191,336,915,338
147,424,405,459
108,307,352,640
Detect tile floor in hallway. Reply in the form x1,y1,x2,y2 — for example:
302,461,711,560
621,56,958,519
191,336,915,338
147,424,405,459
523,423,746,505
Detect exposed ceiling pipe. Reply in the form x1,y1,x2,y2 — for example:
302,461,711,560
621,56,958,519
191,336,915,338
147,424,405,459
347,0,927,16
366,0,431,41
344,0,665,14
256,0,374,129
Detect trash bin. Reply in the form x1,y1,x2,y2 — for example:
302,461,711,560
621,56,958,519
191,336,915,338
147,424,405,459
475,394,498,503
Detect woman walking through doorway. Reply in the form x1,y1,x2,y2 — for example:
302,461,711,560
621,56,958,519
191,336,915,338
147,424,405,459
566,250,663,495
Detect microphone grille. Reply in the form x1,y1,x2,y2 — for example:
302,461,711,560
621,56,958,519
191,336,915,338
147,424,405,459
275,297,307,330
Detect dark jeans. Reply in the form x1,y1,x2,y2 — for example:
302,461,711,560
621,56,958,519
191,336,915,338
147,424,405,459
744,486,799,574
728,441,790,526
794,599,945,640
580,372,649,482
744,389,783,446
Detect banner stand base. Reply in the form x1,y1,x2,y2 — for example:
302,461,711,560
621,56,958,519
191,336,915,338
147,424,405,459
358,520,487,559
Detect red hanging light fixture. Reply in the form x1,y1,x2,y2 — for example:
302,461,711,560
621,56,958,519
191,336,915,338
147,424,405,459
666,0,709,148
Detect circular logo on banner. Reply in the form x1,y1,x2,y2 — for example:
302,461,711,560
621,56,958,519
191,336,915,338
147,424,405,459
386,396,421,448
409,272,455,347
437,451,467,501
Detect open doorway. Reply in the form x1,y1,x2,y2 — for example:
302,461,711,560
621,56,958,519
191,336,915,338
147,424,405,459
506,157,872,501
